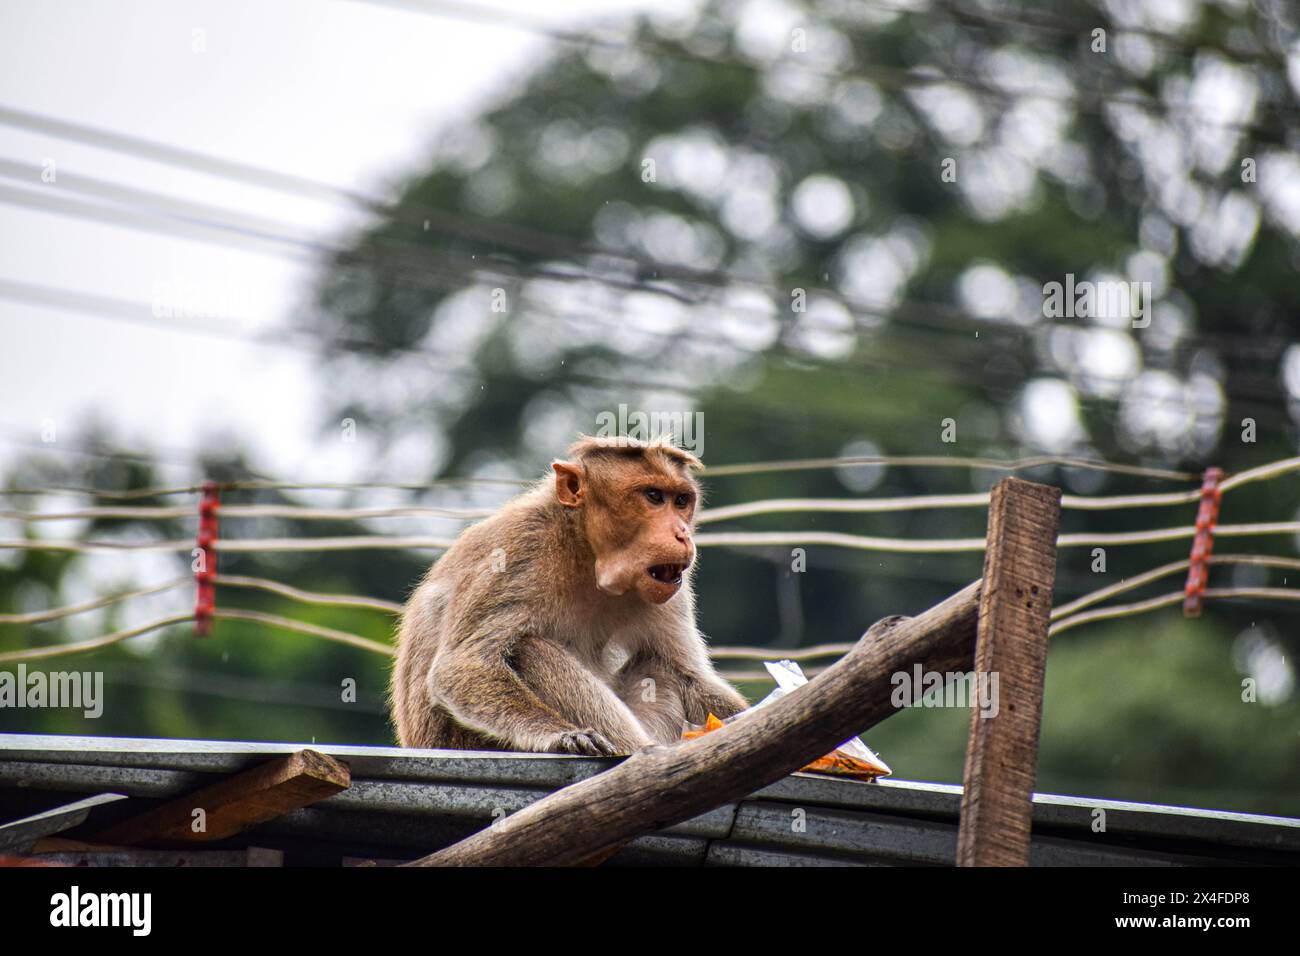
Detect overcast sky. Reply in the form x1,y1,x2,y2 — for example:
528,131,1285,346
0,0,692,485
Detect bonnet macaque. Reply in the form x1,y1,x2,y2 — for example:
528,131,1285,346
391,436,748,754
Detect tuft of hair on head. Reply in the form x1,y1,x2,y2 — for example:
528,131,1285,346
566,433,702,471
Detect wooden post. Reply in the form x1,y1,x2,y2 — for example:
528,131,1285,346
956,477,1061,866
409,581,983,867
92,749,349,847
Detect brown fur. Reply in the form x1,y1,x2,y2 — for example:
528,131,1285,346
390,435,749,754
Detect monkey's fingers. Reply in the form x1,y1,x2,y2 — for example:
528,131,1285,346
555,729,620,756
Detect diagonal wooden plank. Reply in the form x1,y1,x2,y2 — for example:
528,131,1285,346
0,793,128,853
92,749,349,847
407,585,983,866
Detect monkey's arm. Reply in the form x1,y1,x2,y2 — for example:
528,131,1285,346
679,669,749,723
618,648,749,731
507,634,656,753
664,624,751,723
430,635,653,755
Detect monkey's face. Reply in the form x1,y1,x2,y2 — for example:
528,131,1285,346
593,489,696,603
554,451,699,604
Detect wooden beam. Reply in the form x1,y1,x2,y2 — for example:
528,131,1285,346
408,580,984,866
957,477,1061,866
92,749,349,847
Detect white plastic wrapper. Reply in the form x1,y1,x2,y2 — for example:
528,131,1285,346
721,659,892,779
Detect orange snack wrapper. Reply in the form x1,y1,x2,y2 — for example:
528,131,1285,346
681,713,727,740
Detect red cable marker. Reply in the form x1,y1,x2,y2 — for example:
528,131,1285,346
1182,467,1224,618
194,480,221,636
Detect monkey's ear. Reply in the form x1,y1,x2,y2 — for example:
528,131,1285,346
552,460,585,507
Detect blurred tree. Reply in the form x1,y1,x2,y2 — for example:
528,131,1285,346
303,0,1300,812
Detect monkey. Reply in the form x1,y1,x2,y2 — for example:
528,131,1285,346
390,435,749,755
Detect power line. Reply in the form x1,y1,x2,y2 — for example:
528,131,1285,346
5,262,1288,438
704,453,1198,482
0,180,322,263
0,105,375,207
0,502,496,523
0,489,1205,523
696,522,1300,554
0,449,1224,502
3,268,1178,456
1,91,1293,467
3,121,1293,394
5,149,1290,430
0,577,189,625
4,521,1298,557
707,554,1300,656
0,104,783,301
0,157,330,255
0,571,397,630
1050,586,1300,636
0,157,913,341
1052,554,1300,620
0,274,756,404
1,101,1290,357
5,449,1300,663
0,608,391,664
215,574,403,614
1,7,1293,369
0,612,194,664
0,475,524,499
5,571,1299,665
699,456,1300,521
0,104,1280,357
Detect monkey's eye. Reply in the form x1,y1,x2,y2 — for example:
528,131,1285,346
644,488,665,505
674,493,692,509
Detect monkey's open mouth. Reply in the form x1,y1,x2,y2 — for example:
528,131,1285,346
647,563,686,585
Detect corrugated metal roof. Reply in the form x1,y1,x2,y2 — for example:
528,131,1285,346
1,733,1297,866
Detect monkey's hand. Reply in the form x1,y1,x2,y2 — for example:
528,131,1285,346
681,675,750,724
548,728,621,756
